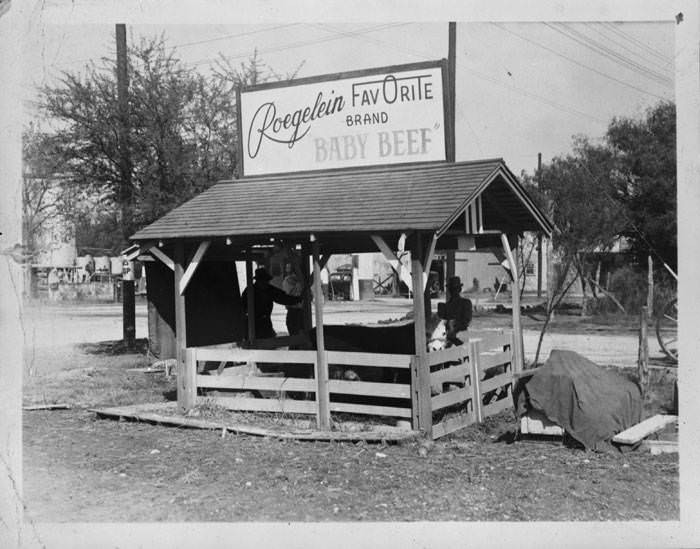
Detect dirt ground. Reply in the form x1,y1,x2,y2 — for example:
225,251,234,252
22,298,679,523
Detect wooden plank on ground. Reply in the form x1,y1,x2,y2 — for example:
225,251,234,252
328,380,410,399
430,363,469,386
520,409,564,436
197,374,314,392
90,403,419,442
641,439,678,455
612,414,678,445
23,403,71,410
432,413,475,439
329,401,412,418
195,348,317,364
431,387,472,412
479,373,513,394
209,396,317,414
326,351,411,368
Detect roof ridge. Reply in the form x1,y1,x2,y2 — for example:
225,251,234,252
216,158,505,184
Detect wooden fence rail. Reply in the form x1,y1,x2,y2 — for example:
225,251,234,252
184,328,515,438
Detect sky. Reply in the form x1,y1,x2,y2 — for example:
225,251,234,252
22,18,674,176
22,21,674,174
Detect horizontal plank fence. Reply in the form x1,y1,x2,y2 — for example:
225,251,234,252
428,343,475,438
183,330,515,438
470,331,515,424
429,330,515,439
188,345,413,420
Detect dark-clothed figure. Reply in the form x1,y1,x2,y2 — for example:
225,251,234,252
282,262,304,335
242,267,302,339
438,276,473,346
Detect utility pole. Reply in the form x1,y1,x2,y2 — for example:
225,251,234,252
536,152,543,299
116,23,135,348
447,22,456,163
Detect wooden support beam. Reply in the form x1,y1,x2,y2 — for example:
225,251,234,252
179,240,210,295
149,246,174,271
245,248,255,343
371,234,411,295
371,234,401,263
411,236,432,437
311,235,331,431
174,242,193,413
501,233,523,374
301,244,313,331
318,254,330,272
422,232,438,292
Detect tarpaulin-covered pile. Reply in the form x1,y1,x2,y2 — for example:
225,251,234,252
516,350,643,450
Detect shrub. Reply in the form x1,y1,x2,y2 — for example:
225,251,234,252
605,265,676,316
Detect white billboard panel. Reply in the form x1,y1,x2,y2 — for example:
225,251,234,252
239,62,447,176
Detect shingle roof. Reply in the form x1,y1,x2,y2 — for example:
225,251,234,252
131,159,551,241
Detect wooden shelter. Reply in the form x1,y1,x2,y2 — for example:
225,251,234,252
130,158,552,438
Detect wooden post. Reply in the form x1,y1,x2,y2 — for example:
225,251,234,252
245,248,255,343
447,22,456,163
174,242,194,413
647,256,654,317
122,277,136,348
311,235,330,431
301,244,313,331
638,306,649,399
411,234,432,437
116,23,136,349
501,233,523,374
470,340,483,423
536,234,543,298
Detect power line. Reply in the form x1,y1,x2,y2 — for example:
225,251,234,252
601,22,672,67
490,23,669,102
307,22,433,61
545,23,673,88
466,66,608,124
304,23,607,126
566,24,673,85
582,22,672,73
175,24,301,48
184,23,411,69
38,25,304,71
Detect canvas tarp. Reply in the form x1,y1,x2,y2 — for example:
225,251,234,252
516,349,643,450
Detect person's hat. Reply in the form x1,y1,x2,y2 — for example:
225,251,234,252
447,276,463,290
254,267,272,282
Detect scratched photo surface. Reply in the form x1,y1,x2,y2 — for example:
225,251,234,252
2,3,696,548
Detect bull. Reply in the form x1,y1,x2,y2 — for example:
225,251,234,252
265,316,449,384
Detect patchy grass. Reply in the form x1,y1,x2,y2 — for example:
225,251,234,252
22,322,679,522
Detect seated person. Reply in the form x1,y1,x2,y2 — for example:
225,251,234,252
438,276,473,346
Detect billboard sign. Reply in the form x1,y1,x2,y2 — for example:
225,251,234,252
238,61,447,176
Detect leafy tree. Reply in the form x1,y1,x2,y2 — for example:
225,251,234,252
522,137,627,365
36,36,292,251
521,100,676,365
606,101,676,272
